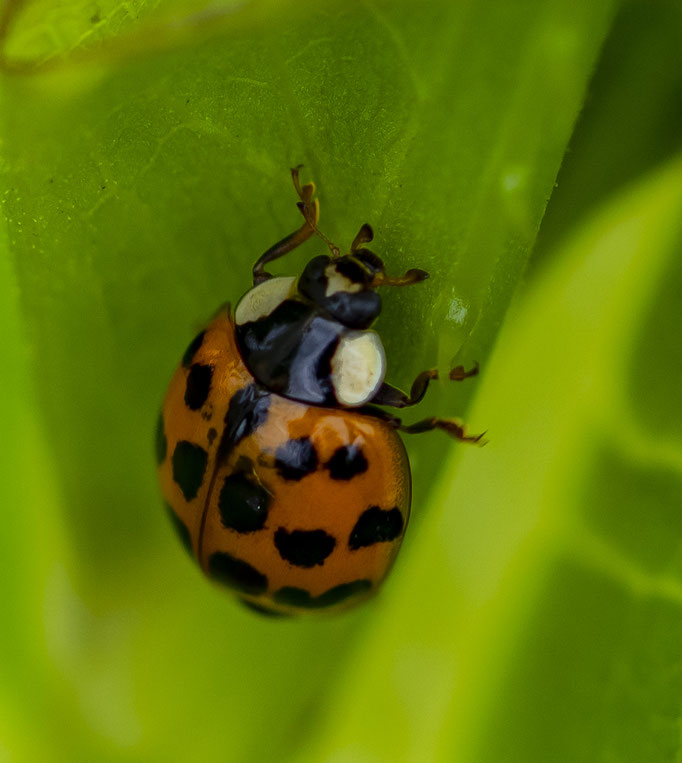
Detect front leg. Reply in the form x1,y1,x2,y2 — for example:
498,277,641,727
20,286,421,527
371,362,478,409
252,166,322,285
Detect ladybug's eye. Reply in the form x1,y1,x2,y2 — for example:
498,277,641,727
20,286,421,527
353,249,385,276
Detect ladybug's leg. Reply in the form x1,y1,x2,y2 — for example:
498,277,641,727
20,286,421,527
398,417,486,444
372,268,430,287
371,370,438,408
252,168,319,285
350,223,374,252
357,406,403,427
449,361,480,381
252,224,317,285
371,363,478,409
360,405,486,444
349,223,429,288
253,166,342,284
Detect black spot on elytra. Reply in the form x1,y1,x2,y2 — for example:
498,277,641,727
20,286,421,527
274,528,336,568
275,437,318,481
207,427,218,445
155,412,167,464
272,586,314,608
208,551,268,595
273,579,372,609
184,363,213,410
349,506,404,550
182,330,206,367
319,579,373,607
171,441,208,501
217,384,270,466
164,503,192,556
218,464,271,533
240,599,290,618
326,444,368,480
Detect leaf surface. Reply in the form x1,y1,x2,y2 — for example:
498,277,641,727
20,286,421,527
300,157,682,762
0,0,616,758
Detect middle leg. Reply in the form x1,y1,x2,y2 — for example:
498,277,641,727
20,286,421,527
359,405,486,444
371,369,439,409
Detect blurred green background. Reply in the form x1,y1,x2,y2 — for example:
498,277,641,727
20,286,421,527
1,0,681,760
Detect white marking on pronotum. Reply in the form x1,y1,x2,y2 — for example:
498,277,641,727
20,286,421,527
235,276,297,325
331,331,386,406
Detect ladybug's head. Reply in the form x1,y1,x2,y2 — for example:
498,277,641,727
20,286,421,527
234,200,430,409
297,225,428,330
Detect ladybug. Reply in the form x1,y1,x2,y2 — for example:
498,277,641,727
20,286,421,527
156,168,483,616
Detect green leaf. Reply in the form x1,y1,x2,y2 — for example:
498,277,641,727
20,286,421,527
301,157,682,761
1,0,616,758
535,0,682,260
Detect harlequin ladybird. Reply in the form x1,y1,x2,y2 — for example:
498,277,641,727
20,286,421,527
157,168,483,616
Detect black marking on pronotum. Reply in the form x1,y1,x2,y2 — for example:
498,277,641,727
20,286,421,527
349,506,404,550
171,441,208,501
325,443,368,480
208,551,268,595
184,363,214,410
274,437,318,481
236,299,311,393
236,299,343,406
274,527,336,568
218,461,271,533
182,330,206,367
155,411,167,465
164,503,192,556
273,579,372,609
